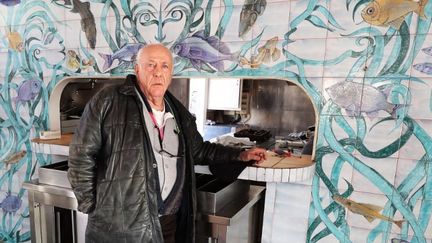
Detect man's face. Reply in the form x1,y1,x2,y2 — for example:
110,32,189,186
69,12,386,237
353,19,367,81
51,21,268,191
135,45,173,99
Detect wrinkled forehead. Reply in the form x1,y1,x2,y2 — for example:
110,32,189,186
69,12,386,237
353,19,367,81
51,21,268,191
137,45,173,64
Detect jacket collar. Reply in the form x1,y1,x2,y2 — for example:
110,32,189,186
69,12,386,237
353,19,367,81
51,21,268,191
119,74,139,96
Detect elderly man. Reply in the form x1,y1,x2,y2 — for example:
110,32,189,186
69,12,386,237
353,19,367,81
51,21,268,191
68,44,266,243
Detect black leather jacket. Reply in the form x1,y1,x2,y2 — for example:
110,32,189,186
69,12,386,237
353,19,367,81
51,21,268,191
68,75,242,242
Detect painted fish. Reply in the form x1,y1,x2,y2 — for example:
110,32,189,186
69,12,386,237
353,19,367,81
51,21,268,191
391,238,410,243
71,0,97,49
361,0,428,29
3,151,26,164
413,62,432,75
7,31,23,52
173,30,238,72
0,0,20,6
66,50,94,70
0,193,22,213
239,36,281,68
239,0,267,37
421,46,432,56
13,79,42,104
99,43,144,71
326,81,402,118
333,195,404,228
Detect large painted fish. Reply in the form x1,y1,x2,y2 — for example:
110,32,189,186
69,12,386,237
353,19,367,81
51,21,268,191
71,0,97,49
13,79,42,104
239,0,267,37
239,36,281,68
173,30,238,72
332,195,404,228
361,0,428,29
326,81,402,118
0,0,20,6
413,62,432,75
99,43,145,71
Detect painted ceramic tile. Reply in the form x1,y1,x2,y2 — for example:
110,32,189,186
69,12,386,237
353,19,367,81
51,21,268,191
345,192,395,232
316,152,355,190
321,77,365,117
407,78,432,120
399,119,432,160
269,183,311,243
358,117,403,158
252,1,290,41
286,38,326,78
394,158,425,200
323,37,368,79
219,4,254,42
411,34,432,78
351,155,398,195
327,0,372,39
288,0,330,40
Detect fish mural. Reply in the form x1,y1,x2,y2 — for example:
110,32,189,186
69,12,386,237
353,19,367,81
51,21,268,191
239,36,281,68
6,30,23,52
0,193,21,213
239,0,267,37
0,0,431,242
413,62,432,75
361,0,428,29
3,151,26,165
70,0,97,49
13,79,42,104
0,0,20,7
332,195,405,228
173,30,238,72
326,81,402,118
99,43,144,71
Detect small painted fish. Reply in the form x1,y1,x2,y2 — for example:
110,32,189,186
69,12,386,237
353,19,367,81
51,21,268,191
71,0,97,49
333,195,404,228
421,46,432,56
361,0,428,29
0,0,20,6
173,30,238,72
326,81,402,118
391,238,410,243
239,36,281,68
66,50,81,69
3,151,26,164
239,0,267,37
7,31,23,52
99,43,144,71
0,193,22,213
413,62,432,75
13,79,42,104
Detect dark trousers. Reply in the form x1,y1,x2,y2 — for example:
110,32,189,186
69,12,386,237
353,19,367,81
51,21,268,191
159,214,177,243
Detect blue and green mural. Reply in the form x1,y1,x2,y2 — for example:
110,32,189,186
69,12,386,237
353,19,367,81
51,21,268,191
1,0,432,242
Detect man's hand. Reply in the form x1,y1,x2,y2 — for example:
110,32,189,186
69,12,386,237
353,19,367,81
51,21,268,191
239,147,267,164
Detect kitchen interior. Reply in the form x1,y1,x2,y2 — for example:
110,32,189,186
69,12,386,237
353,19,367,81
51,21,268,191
24,76,317,243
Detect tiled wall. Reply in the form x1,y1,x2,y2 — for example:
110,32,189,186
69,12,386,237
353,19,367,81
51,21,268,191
0,0,431,242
